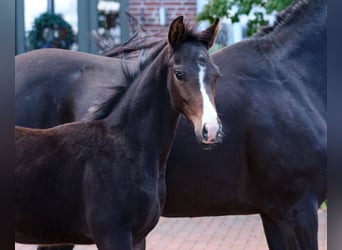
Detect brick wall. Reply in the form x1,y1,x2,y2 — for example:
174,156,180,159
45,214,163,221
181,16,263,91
128,0,197,40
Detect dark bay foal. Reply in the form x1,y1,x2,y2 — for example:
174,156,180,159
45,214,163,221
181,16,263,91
15,16,222,250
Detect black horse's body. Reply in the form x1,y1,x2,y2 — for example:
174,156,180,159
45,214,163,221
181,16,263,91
15,49,139,128
165,2,326,249
15,0,326,249
15,17,222,250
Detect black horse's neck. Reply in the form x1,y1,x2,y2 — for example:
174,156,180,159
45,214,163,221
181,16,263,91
256,0,326,99
104,45,180,168
257,0,326,39
260,0,326,51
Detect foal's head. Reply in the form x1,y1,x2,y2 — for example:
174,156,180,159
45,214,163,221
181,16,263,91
167,16,223,144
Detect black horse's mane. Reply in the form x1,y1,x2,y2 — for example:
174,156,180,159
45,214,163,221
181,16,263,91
254,0,311,37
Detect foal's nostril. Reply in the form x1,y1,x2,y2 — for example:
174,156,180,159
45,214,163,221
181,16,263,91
217,121,223,138
202,124,208,141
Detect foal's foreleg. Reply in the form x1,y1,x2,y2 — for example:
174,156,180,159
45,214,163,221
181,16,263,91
91,231,133,250
260,214,286,250
275,195,319,250
88,219,133,250
37,245,74,250
133,238,146,250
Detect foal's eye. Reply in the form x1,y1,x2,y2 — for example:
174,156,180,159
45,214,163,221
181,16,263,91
174,71,185,80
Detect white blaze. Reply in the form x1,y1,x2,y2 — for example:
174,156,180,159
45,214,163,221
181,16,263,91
198,64,219,141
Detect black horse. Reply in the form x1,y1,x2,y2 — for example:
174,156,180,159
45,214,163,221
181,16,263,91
15,46,142,129
164,1,326,249
16,0,326,249
15,16,222,250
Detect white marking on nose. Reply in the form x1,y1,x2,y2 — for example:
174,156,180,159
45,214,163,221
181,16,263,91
198,64,219,142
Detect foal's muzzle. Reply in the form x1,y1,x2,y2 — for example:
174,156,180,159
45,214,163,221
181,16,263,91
200,118,223,144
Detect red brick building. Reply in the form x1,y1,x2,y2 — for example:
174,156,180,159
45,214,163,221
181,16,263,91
128,0,198,39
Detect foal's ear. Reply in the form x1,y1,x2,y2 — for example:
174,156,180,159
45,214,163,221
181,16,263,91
168,16,185,49
199,19,220,49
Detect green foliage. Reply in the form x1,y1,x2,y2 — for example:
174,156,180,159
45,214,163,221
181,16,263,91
320,200,327,210
197,0,293,36
28,13,75,49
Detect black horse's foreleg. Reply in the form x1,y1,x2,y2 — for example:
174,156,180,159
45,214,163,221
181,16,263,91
37,245,74,250
260,214,286,250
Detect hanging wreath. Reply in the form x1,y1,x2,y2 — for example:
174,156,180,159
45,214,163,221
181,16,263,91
28,12,75,49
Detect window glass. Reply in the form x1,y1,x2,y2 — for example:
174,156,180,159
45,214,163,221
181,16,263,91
55,0,78,33
96,0,121,53
24,0,47,33
24,0,78,50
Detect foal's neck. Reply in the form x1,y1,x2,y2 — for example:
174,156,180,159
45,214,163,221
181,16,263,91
105,47,180,167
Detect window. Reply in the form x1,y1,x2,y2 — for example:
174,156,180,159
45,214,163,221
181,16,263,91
24,0,78,50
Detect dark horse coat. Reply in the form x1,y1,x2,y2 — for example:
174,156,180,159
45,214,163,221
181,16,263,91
15,0,326,249
15,17,222,250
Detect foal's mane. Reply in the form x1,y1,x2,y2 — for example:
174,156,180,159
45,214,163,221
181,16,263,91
102,32,164,59
254,0,312,37
90,23,205,121
90,40,167,121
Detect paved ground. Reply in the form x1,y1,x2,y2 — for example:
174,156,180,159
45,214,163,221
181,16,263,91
16,210,326,250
